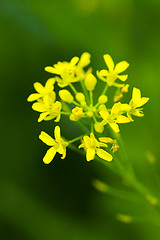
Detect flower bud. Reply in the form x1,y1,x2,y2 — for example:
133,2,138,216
76,92,85,102
59,90,74,103
86,111,93,117
94,122,104,133
70,107,84,121
98,95,108,104
84,73,97,91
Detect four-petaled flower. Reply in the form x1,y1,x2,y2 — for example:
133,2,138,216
27,78,55,107
97,54,129,87
45,52,91,88
127,87,149,121
79,133,113,162
32,101,62,122
99,102,130,133
39,126,68,164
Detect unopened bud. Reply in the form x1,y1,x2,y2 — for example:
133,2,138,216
59,90,74,103
85,73,97,91
98,95,108,104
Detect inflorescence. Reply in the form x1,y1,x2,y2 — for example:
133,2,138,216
27,53,149,164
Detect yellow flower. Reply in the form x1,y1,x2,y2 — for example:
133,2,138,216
99,102,130,133
32,101,62,122
127,87,149,121
27,78,56,107
79,133,113,162
45,56,79,87
70,107,84,121
97,54,129,87
45,53,91,87
39,126,68,164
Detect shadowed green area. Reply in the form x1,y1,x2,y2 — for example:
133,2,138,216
0,0,160,239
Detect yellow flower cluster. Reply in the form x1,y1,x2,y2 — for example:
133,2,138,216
28,53,149,164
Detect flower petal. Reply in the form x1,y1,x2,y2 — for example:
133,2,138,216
99,137,113,143
34,82,45,94
98,69,109,77
27,93,41,102
86,148,95,161
97,149,113,162
39,131,55,146
117,74,128,81
116,115,130,123
132,87,141,103
99,109,109,120
103,54,114,72
70,56,79,66
43,147,57,164
109,123,120,133
45,78,55,90
54,126,61,142
38,112,49,122
32,102,48,112
115,61,129,73
45,66,60,75
83,136,91,148
135,97,149,108
111,102,121,114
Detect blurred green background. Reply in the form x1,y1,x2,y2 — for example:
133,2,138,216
0,0,160,239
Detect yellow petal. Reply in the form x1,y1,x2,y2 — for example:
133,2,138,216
99,137,113,143
115,61,129,73
116,115,130,123
45,66,60,75
43,146,57,164
86,148,95,161
109,123,120,133
136,97,149,108
96,149,113,162
120,103,131,112
57,144,64,155
70,56,79,66
27,93,41,102
43,95,50,108
103,54,114,72
38,112,49,122
34,82,45,94
83,136,91,148
99,109,109,120
32,102,48,112
39,131,55,146
45,78,55,90
61,148,67,159
111,102,121,114
98,69,109,76
117,74,128,81
132,87,141,103
54,126,61,142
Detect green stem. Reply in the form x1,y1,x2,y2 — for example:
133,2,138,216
68,135,84,144
61,111,70,115
89,91,93,106
69,83,77,95
80,80,90,104
101,83,108,95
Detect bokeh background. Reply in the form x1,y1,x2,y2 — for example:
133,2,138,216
1,0,160,239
